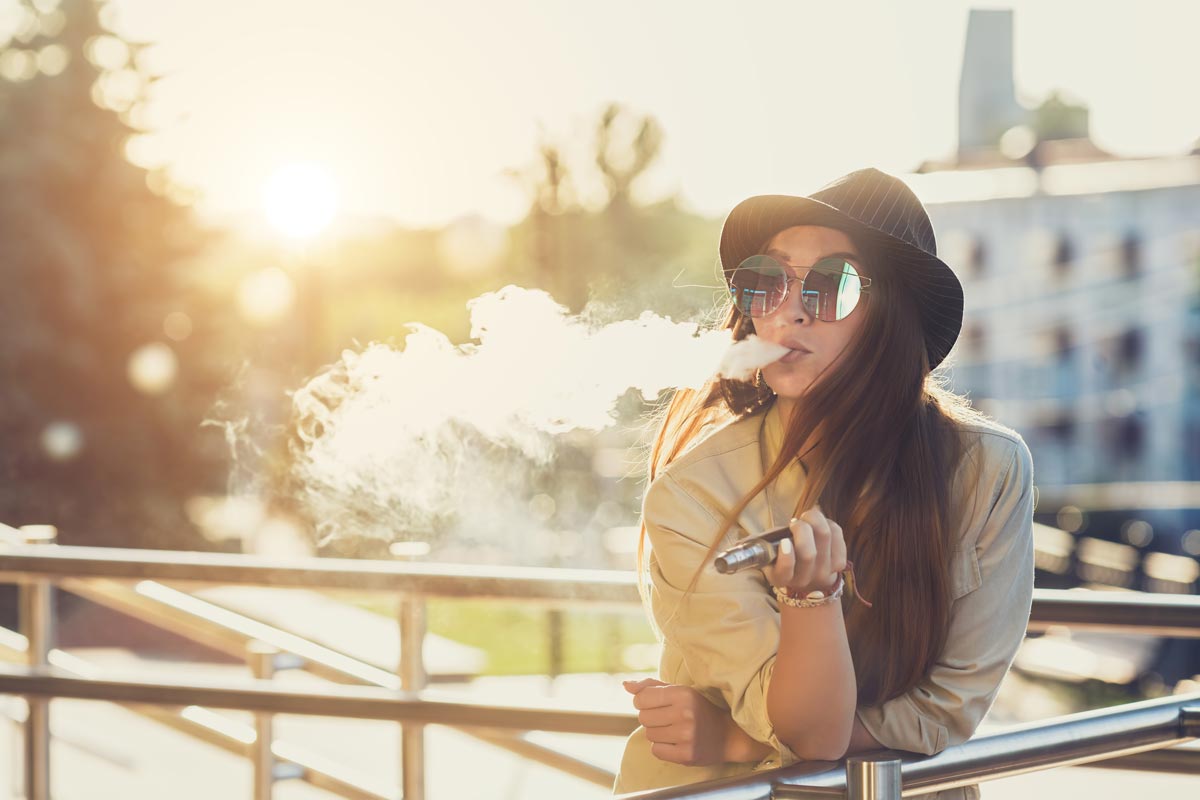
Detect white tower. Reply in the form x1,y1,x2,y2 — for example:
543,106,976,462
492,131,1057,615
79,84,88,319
958,8,1027,151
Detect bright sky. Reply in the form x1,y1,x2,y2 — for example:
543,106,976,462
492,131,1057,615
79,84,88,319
105,0,1200,230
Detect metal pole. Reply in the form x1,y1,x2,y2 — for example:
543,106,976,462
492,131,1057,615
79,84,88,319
19,525,55,800
398,597,427,800
846,757,902,800
1182,705,1200,738
248,641,278,800
547,609,564,680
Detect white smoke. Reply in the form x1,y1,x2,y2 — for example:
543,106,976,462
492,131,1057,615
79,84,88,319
289,285,786,555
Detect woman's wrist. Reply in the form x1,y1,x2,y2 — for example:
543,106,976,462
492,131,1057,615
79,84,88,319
772,561,873,609
774,569,841,597
774,572,845,608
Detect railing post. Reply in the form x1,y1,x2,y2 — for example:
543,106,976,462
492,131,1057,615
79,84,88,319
247,640,305,800
19,525,56,800
248,641,278,800
398,596,427,800
547,608,564,680
1182,705,1200,738
846,756,902,800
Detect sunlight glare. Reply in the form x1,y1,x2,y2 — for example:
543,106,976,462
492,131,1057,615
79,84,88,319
237,267,295,326
127,342,178,395
262,162,340,240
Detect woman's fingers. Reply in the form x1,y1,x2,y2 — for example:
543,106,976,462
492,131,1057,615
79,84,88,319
643,722,681,744
636,705,680,729
766,506,845,593
789,515,819,587
829,520,847,574
623,677,666,695
650,741,690,763
630,684,685,711
762,531,795,586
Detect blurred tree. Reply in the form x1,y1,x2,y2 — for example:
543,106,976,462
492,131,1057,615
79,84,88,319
0,0,227,549
503,127,578,307
595,101,662,235
1029,90,1089,142
505,102,721,321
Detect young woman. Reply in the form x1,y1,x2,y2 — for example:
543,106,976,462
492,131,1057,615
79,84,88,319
613,168,1036,800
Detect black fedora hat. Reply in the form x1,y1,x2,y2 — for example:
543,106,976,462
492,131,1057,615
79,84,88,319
719,167,963,371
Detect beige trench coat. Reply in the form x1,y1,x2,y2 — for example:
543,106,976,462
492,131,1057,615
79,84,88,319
614,399,1036,799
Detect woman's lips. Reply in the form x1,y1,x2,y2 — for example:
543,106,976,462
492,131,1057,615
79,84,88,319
779,348,810,363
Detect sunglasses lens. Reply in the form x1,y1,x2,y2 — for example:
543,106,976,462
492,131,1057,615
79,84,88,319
806,257,865,322
730,255,866,320
728,255,788,317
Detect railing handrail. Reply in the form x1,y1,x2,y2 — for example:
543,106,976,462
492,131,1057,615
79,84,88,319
611,692,1200,799
0,663,639,736
0,661,1195,799
4,528,1200,798
0,541,640,604
3,541,1200,636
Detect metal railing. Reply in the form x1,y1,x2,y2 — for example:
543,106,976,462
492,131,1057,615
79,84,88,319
0,523,643,800
612,692,1200,799
2,522,1200,800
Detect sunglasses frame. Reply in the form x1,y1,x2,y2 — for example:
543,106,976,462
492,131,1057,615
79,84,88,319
728,254,873,321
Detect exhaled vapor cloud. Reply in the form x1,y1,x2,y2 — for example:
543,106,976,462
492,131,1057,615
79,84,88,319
288,285,787,552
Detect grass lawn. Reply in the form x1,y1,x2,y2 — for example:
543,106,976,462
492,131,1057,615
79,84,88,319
334,591,660,675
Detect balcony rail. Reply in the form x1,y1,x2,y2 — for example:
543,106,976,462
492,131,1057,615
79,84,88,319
2,523,1200,800
614,692,1200,800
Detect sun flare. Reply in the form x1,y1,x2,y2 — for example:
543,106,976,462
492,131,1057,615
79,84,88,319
261,162,340,240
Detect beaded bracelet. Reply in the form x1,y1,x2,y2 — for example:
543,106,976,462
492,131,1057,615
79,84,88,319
772,560,874,609
773,573,844,608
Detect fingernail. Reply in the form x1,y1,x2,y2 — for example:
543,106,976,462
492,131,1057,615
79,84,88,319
780,538,793,555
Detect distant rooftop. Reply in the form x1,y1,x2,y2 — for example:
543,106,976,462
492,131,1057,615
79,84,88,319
905,149,1200,205
917,136,1119,174
929,8,1200,204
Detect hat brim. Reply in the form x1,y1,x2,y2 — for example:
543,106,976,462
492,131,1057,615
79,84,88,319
719,194,964,370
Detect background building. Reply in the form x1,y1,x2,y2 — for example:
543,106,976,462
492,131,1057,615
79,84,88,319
913,8,1200,556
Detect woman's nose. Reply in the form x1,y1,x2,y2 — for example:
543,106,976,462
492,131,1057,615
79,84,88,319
778,279,813,324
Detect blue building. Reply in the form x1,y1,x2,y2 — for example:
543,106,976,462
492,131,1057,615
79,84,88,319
908,8,1200,563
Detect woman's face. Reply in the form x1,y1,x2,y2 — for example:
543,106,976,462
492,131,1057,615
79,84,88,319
751,225,869,401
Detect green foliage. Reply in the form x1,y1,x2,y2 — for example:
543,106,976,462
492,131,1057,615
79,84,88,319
0,2,726,561
0,0,227,547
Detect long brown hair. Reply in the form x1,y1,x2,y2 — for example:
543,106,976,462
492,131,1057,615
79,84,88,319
634,227,996,707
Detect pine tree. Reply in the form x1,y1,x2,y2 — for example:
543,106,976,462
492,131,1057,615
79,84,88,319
0,0,226,548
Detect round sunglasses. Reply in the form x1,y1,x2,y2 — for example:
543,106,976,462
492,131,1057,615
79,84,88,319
728,254,872,321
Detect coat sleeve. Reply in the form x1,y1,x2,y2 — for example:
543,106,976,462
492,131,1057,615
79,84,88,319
855,436,1036,755
643,469,796,765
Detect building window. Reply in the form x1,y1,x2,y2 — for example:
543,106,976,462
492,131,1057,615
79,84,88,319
1187,419,1200,480
1053,324,1074,362
1053,231,1073,275
1105,412,1145,462
1046,411,1076,444
1114,327,1145,372
1121,231,1142,277
963,321,986,360
969,236,987,277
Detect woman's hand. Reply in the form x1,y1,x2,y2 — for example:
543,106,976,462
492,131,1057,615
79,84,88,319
762,504,847,596
623,678,767,766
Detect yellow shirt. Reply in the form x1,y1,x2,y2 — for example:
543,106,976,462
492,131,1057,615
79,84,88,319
613,398,1036,799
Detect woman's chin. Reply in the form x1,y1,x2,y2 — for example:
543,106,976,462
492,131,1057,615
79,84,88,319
763,368,812,396
764,380,811,399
